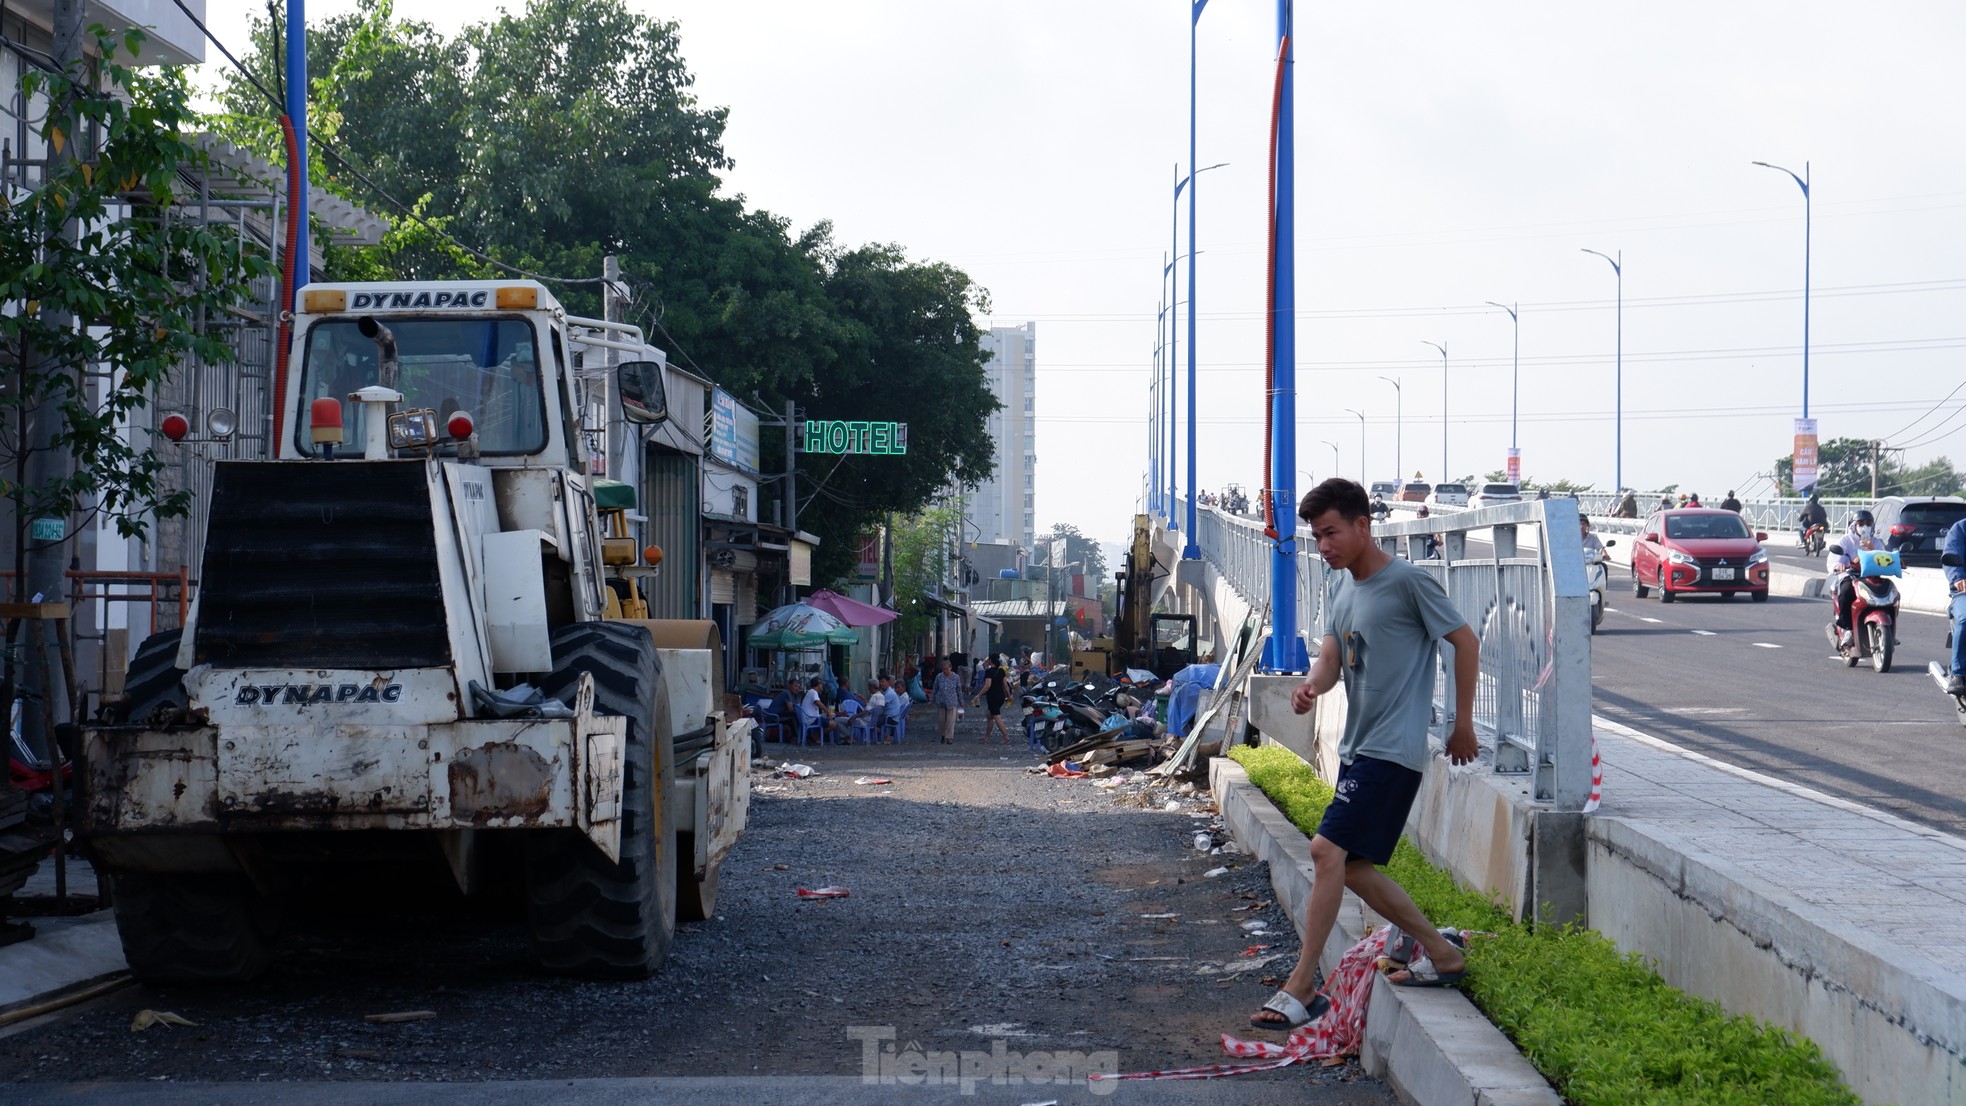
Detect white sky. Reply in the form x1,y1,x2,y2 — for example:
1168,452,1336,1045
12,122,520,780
202,1,1966,547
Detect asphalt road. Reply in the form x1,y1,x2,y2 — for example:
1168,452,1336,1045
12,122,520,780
1589,572,1966,834
4,719,1397,1105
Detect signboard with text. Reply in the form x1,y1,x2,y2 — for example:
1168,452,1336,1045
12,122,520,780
1792,417,1819,495
801,419,909,455
1505,448,1521,485
707,389,761,473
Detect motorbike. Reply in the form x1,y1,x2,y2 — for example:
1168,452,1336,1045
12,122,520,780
1800,522,1827,556
1825,549,1902,672
1586,540,1617,634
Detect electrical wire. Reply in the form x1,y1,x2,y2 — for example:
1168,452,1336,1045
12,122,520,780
1879,377,1966,443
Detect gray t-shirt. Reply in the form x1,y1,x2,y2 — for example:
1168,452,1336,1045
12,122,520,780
1321,557,1469,774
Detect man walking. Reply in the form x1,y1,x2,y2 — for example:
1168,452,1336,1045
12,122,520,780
1251,477,1481,1032
931,658,964,744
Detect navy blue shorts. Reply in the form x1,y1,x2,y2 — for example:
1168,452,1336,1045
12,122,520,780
1315,755,1423,865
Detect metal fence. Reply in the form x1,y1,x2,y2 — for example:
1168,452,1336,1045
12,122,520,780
1572,492,1872,534
1184,497,1592,810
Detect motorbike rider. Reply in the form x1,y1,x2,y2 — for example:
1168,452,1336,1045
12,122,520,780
1828,509,1881,647
1944,517,1966,695
1579,513,1606,560
1800,492,1828,547
1369,492,1390,519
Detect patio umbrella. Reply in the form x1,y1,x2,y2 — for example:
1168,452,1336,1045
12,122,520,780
746,603,860,650
802,588,899,627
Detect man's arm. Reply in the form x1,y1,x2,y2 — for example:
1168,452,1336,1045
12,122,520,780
1289,635,1342,714
1443,625,1480,765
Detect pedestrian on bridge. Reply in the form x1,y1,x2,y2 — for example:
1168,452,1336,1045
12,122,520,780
1250,478,1481,1033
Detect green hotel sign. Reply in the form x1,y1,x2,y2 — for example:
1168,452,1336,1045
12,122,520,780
801,420,909,455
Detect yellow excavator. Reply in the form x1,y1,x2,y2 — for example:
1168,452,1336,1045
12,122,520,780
1088,513,1195,680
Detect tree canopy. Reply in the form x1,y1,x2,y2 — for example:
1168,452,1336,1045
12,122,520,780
1772,438,1961,498
2,31,266,545
208,0,998,581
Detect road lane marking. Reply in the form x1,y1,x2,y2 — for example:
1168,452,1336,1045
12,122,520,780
1691,630,1716,636
1638,616,1663,624
1753,642,1782,649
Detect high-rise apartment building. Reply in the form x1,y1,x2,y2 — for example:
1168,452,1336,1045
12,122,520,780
971,323,1037,552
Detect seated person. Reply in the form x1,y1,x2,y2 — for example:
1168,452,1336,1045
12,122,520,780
791,680,826,737
827,691,865,741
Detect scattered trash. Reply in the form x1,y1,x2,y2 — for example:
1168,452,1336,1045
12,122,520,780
1239,945,1271,957
1046,763,1088,779
1162,799,1181,812
130,1010,197,1032
1177,782,1197,796
1218,841,1242,854
796,886,851,899
1139,912,1180,920
1094,778,1121,789
363,1011,436,1024
1019,1099,1060,1106
1241,920,1270,932
1204,866,1230,878
781,763,815,778
853,777,893,786
1193,832,1212,851
753,785,788,794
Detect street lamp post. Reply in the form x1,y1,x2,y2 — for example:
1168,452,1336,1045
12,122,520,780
1345,408,1365,482
1752,160,1811,420
1260,0,1307,673
1422,341,1447,483
1156,189,1171,522
1323,440,1340,479
1168,169,1222,527
1485,300,1519,481
1378,375,1401,482
1581,249,1622,492
1182,0,1214,561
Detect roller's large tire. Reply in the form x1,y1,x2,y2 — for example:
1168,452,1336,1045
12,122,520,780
108,872,279,984
525,621,676,979
121,628,186,723
676,832,719,922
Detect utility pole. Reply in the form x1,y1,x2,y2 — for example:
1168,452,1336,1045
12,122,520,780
1870,439,1881,499
783,400,798,605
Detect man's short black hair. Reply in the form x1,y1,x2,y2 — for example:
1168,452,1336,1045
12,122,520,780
1299,477,1370,523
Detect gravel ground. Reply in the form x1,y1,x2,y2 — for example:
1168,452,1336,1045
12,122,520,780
2,711,1393,1100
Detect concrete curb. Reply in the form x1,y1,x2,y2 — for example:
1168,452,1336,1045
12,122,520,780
1211,759,1560,1106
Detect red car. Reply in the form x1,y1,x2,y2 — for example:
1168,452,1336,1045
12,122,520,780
1631,508,1771,602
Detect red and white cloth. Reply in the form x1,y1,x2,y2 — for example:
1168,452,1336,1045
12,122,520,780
1090,926,1390,1082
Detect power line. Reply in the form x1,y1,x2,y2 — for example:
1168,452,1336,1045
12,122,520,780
1038,335,1966,374
1880,378,1966,444
995,277,1966,325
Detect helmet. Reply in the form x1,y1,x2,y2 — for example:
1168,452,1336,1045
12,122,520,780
1853,509,1875,528
1416,505,1431,517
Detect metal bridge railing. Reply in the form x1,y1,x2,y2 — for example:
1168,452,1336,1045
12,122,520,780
1183,497,1592,810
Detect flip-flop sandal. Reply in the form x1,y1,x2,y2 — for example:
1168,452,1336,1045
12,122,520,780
1380,925,1465,966
1387,951,1467,988
1248,988,1330,1031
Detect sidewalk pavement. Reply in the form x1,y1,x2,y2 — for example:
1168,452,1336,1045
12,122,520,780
0,857,129,1028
